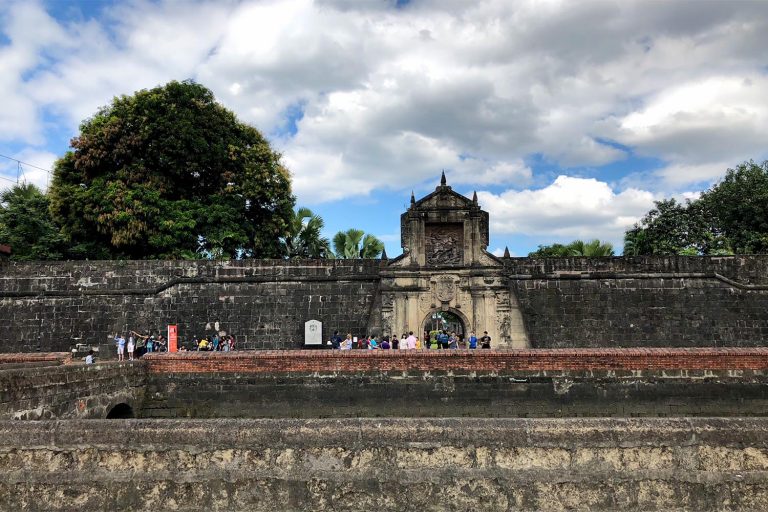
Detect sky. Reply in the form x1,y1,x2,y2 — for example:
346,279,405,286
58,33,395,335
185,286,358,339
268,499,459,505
1,0,767,257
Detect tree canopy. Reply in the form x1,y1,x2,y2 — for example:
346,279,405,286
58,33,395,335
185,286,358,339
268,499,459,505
624,160,768,255
0,183,65,260
529,239,614,257
48,80,294,259
332,229,384,258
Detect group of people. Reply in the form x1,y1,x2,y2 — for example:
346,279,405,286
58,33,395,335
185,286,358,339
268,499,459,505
329,330,492,350
113,331,168,361
192,334,236,352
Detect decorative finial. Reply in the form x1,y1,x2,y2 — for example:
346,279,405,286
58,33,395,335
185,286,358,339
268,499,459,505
440,170,446,186
410,191,415,204
381,247,388,260
503,246,511,258
472,190,478,204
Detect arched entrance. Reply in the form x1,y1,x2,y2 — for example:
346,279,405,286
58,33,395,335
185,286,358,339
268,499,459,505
421,309,467,345
106,403,134,419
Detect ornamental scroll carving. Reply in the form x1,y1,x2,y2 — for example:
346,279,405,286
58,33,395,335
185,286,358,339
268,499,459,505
425,223,463,265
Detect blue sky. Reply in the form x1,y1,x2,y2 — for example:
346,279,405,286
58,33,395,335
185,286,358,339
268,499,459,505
2,0,768,257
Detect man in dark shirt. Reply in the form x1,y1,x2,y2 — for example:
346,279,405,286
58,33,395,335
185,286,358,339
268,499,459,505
331,330,342,349
480,331,491,349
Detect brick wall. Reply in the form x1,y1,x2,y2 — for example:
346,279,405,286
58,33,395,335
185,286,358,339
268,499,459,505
143,347,768,373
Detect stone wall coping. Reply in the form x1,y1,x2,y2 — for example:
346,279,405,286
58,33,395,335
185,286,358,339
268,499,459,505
2,417,768,448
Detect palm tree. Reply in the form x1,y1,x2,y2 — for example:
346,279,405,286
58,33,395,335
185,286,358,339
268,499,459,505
333,229,384,258
281,207,332,259
568,239,615,257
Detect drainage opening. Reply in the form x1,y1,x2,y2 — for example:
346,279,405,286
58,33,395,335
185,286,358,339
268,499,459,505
106,403,134,419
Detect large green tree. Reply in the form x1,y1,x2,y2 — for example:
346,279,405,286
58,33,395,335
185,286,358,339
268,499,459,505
622,199,717,256
332,229,384,258
698,160,768,254
281,207,333,259
0,183,65,260
622,161,768,255
48,80,294,259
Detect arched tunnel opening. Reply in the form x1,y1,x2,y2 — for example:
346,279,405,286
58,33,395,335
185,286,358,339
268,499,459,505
106,403,134,419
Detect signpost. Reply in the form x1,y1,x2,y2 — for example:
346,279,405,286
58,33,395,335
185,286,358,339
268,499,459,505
168,325,178,352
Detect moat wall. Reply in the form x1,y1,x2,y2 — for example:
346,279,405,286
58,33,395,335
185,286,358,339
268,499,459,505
1,256,768,352
142,350,768,419
3,417,768,511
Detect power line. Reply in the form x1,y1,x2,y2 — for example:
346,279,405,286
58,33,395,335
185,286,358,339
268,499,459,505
0,153,53,174
0,153,54,188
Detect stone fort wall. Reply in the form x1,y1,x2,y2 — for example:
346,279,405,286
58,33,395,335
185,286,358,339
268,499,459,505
0,259,383,352
1,255,768,352
508,255,768,348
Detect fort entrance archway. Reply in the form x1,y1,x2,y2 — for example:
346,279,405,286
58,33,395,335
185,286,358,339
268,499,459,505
422,309,466,341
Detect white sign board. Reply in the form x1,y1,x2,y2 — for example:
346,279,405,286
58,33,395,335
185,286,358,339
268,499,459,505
304,320,323,346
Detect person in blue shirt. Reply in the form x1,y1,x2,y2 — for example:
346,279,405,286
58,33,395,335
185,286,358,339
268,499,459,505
468,331,478,349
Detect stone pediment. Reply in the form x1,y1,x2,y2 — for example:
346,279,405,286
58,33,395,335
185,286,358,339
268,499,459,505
412,186,474,211
395,172,495,267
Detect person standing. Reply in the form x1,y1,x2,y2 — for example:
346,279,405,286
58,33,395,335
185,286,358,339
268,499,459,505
468,331,478,350
127,335,135,361
406,331,417,350
449,332,458,349
114,333,126,362
331,331,342,350
480,331,492,349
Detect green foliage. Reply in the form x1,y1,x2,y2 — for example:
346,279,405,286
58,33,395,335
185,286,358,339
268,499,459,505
698,160,768,254
567,239,615,257
332,228,384,258
282,207,332,258
48,80,294,259
528,243,571,257
529,239,614,257
622,161,768,255
0,184,66,260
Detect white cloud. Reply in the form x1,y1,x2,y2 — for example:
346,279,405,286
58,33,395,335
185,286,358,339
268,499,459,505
478,175,656,246
612,76,768,186
2,0,768,207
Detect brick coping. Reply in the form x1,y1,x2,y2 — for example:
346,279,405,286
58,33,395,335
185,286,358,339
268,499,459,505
140,347,768,372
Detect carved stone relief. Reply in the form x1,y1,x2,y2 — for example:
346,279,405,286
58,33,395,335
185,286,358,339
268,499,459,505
425,223,463,265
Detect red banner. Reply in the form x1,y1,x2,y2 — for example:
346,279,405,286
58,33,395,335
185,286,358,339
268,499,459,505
168,325,178,353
